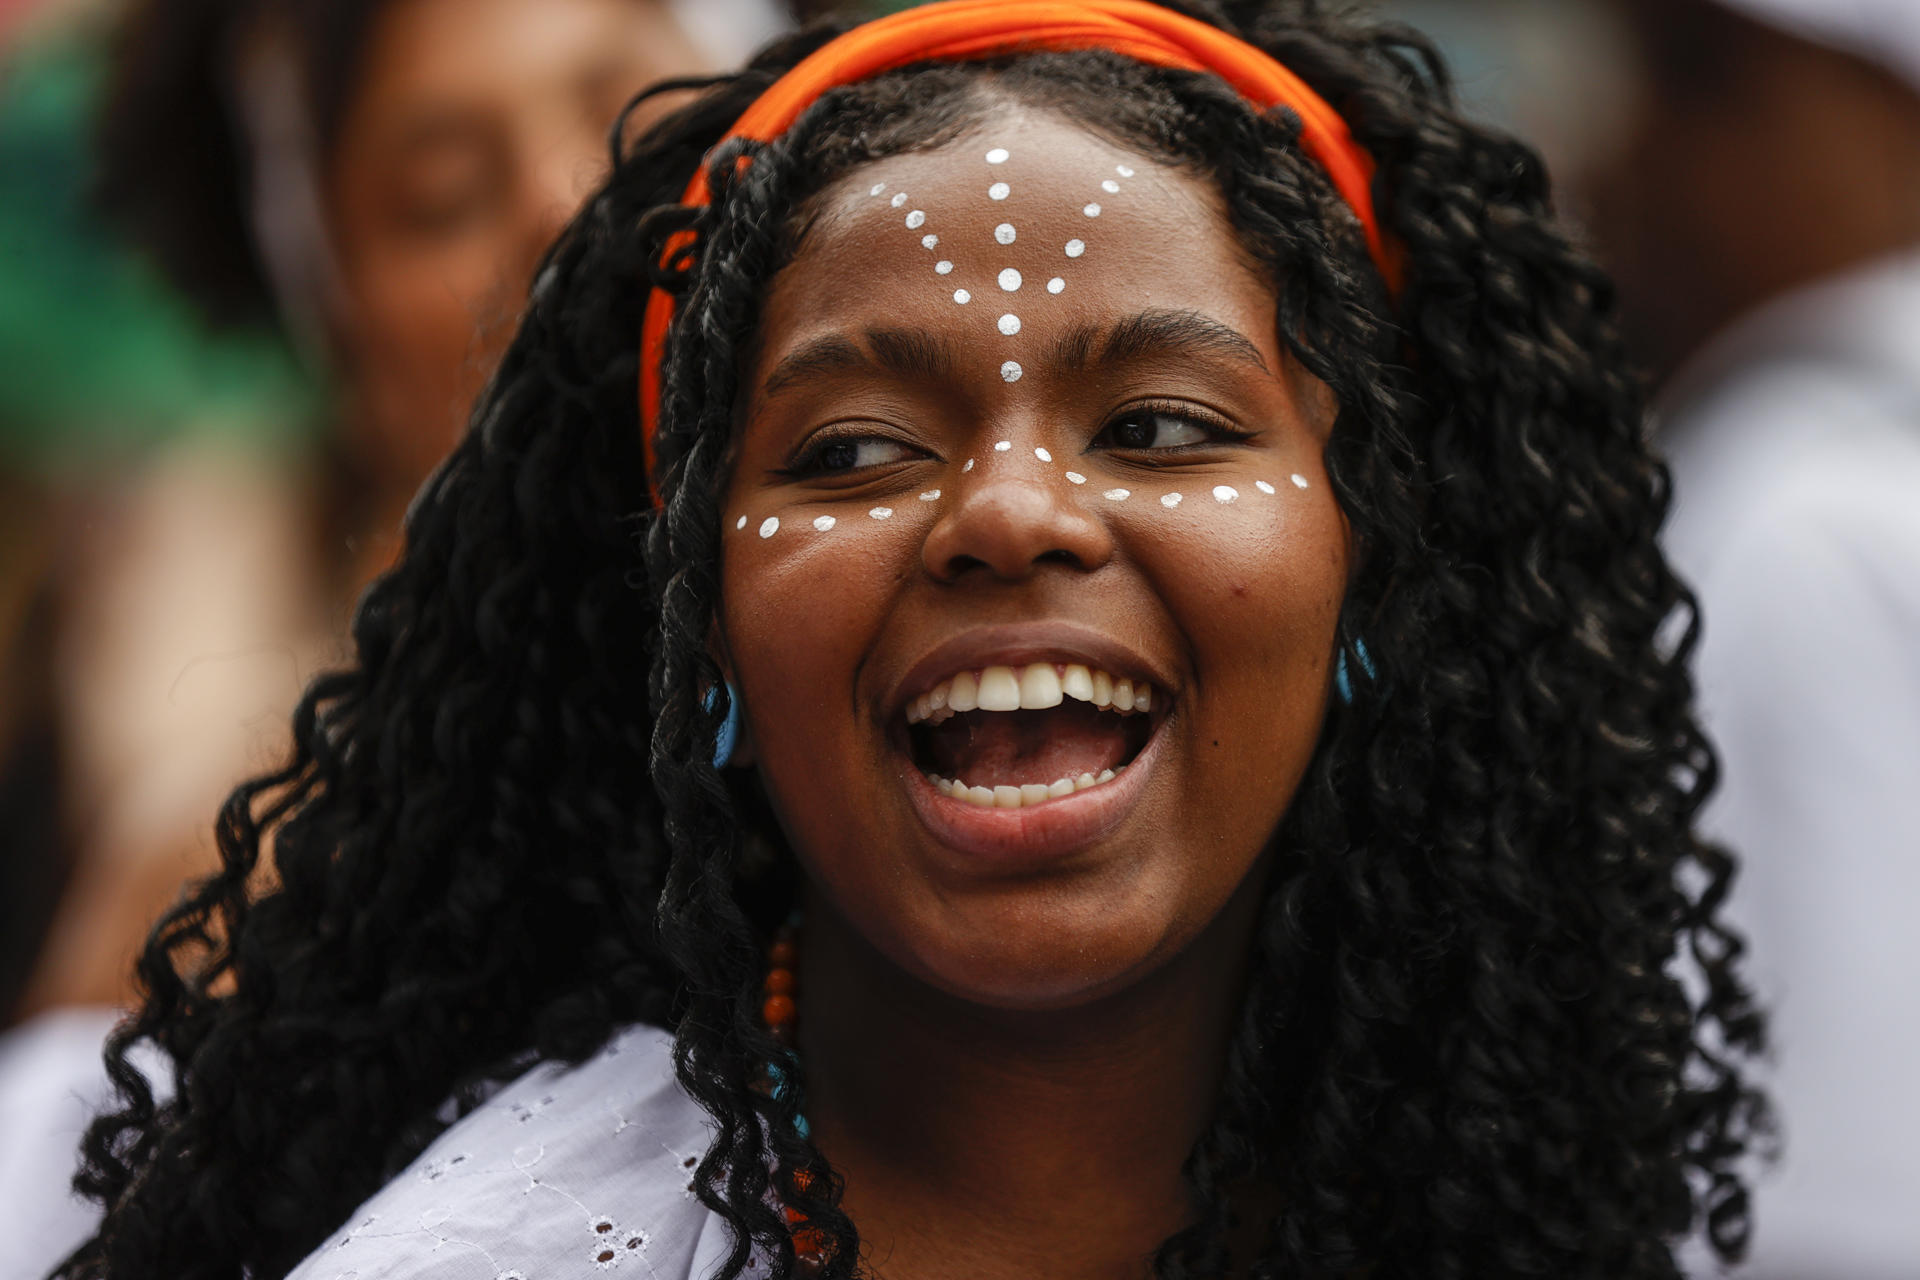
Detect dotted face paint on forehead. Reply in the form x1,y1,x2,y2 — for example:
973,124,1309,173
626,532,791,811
728,135,1327,545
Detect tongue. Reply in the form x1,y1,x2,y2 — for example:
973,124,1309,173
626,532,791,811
921,704,1134,789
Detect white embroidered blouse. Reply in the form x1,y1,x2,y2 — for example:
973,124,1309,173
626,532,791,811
285,1024,751,1280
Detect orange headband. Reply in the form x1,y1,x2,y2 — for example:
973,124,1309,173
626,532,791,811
638,0,1397,489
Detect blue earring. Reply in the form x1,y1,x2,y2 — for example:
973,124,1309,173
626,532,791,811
705,681,743,768
1334,638,1377,706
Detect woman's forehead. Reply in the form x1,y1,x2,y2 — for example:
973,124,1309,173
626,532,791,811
752,112,1278,394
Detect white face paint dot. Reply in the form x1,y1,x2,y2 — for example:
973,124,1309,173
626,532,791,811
1065,239,1086,258
1065,471,1086,485
1101,179,1120,193
1291,474,1310,489
994,223,1016,245
922,233,939,249
919,490,941,501
813,515,837,531
988,182,1010,200
1083,203,1101,217
935,260,954,274
1212,485,1238,504
1255,480,1276,495
870,182,887,196
954,289,971,304
1047,277,1065,294
994,441,1012,452
758,517,779,538
1034,447,1052,462
998,267,1022,292
963,458,975,472
905,210,926,229
1104,488,1130,501
891,192,908,207
1161,492,1183,509
869,507,893,520
997,313,1021,335
986,147,1010,164
1116,164,1135,177
1000,361,1022,383
735,515,747,530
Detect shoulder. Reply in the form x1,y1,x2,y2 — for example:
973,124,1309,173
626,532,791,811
288,1024,724,1280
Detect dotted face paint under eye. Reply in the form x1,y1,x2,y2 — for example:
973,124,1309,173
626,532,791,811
738,156,1321,551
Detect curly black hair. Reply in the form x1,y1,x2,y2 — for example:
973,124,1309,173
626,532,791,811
57,3,1768,1278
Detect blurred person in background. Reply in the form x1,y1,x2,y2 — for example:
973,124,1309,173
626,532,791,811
1593,1,1920,1275
1,0,780,1272
22,0,781,1016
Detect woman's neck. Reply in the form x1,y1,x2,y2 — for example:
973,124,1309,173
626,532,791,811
798,877,1266,1280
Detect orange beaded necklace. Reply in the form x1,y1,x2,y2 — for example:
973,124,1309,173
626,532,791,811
757,918,832,1274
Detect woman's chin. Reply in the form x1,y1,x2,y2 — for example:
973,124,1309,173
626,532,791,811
879,901,1191,1015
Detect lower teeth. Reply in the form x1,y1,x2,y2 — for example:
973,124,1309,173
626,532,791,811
926,768,1120,808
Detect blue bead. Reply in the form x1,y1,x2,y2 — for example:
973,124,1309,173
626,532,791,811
704,682,742,767
1334,638,1377,705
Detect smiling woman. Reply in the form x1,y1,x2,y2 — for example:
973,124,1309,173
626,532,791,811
59,3,1766,1280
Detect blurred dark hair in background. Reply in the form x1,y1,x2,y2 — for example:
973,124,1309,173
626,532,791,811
99,0,388,329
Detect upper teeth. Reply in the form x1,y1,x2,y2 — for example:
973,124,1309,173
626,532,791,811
906,663,1153,725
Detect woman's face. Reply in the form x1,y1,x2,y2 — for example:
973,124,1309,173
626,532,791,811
720,109,1349,1011
327,0,709,486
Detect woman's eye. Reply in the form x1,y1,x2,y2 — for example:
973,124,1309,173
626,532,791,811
797,435,917,474
1096,410,1219,451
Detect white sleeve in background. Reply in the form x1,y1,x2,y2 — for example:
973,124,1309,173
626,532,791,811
1682,431,1920,1277
0,1007,150,1280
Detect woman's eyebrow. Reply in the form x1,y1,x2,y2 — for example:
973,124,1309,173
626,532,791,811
760,328,959,398
757,310,1266,399
1048,309,1271,376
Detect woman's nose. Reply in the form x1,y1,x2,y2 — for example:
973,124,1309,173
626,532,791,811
921,460,1114,582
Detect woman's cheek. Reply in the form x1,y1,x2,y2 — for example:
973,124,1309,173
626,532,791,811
719,503,926,749
1108,469,1348,725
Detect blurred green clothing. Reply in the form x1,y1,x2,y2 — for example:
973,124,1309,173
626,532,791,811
0,27,318,471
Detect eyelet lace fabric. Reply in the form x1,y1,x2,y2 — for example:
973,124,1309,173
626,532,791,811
288,1025,752,1279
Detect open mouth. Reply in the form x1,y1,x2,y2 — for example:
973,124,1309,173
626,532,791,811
903,663,1159,809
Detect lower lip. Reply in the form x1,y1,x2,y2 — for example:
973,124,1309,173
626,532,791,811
900,721,1165,869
